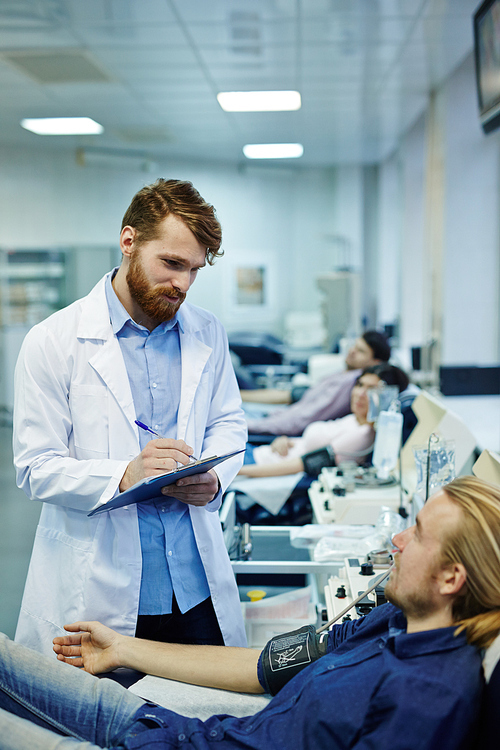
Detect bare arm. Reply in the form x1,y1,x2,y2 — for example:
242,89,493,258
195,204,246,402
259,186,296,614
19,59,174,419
238,455,305,477
53,621,263,694
241,388,292,405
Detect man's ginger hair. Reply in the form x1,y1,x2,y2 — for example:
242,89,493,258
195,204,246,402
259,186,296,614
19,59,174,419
121,178,223,264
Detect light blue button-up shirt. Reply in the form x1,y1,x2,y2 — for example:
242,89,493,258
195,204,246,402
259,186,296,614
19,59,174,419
105,272,210,615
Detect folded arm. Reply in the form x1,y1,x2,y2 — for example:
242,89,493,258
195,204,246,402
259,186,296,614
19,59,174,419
53,621,263,694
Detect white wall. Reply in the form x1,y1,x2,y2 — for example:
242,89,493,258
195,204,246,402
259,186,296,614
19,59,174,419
377,154,402,329
377,52,500,368
0,145,366,340
398,113,427,354
442,54,500,365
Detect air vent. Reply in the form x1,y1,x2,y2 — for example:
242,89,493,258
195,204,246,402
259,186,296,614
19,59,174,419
3,50,112,84
229,11,262,56
0,0,66,29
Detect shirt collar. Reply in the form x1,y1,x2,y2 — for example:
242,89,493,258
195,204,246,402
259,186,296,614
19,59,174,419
105,268,183,336
386,608,469,659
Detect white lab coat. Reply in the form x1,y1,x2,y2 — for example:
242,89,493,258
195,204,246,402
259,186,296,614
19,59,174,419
13,275,247,655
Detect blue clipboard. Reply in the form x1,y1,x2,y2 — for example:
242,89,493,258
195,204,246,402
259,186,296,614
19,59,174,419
88,448,245,516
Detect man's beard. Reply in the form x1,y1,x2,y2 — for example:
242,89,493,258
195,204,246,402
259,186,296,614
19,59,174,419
384,566,439,620
126,252,186,324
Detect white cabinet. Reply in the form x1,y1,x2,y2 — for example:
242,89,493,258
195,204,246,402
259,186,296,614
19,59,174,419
0,249,68,328
0,249,68,417
0,246,118,416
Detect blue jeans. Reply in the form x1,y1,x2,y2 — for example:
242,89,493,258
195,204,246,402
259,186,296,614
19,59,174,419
0,633,149,749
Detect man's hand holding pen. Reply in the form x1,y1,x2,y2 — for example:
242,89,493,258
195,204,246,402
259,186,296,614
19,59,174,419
119,421,220,505
119,436,194,491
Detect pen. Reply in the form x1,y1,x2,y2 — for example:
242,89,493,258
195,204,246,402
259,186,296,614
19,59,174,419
135,419,165,439
134,420,199,462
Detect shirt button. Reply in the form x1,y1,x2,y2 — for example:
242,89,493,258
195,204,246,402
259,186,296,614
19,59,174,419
210,730,217,738
328,664,334,670
168,550,173,556
178,733,186,741
152,382,157,388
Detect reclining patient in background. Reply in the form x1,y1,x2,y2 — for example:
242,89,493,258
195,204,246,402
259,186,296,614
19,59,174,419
1,476,499,749
239,364,409,478
243,330,391,436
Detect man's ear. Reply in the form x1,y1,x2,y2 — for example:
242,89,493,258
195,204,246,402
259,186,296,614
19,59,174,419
120,226,136,258
438,562,467,597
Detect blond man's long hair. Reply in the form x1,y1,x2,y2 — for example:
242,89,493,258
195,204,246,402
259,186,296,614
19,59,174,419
440,476,500,648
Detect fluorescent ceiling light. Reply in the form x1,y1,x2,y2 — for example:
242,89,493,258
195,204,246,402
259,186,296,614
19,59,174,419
20,117,104,135
243,143,304,159
217,90,301,112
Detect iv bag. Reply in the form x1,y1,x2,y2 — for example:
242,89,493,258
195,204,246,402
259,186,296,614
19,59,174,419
367,385,399,422
372,410,403,480
413,437,455,499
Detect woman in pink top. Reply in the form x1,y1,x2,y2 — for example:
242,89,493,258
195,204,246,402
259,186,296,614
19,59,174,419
238,364,409,478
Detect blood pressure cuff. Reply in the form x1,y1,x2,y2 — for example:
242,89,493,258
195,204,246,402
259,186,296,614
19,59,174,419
301,445,336,477
257,624,329,696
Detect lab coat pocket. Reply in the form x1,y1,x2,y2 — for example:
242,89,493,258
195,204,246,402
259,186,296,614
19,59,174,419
70,384,109,456
21,525,93,624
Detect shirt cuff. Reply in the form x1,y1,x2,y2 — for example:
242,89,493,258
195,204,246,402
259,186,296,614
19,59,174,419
205,474,222,512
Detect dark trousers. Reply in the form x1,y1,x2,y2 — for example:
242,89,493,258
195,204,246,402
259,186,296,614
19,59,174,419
135,595,224,645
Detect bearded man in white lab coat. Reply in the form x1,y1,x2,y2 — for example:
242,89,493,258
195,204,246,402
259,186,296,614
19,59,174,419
13,179,248,656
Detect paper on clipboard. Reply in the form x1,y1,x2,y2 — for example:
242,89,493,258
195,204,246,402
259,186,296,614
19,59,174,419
88,448,245,516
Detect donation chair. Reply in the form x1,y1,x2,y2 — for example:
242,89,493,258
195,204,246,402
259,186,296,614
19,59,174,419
475,635,500,749
229,332,284,367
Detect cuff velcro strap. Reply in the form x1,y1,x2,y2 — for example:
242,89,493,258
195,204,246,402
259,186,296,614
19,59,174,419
259,624,328,695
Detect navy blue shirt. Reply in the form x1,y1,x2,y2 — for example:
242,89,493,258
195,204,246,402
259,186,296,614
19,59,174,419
125,604,483,750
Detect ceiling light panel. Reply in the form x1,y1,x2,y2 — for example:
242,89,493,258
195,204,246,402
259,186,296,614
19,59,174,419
21,117,104,135
217,90,301,111
243,143,304,159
